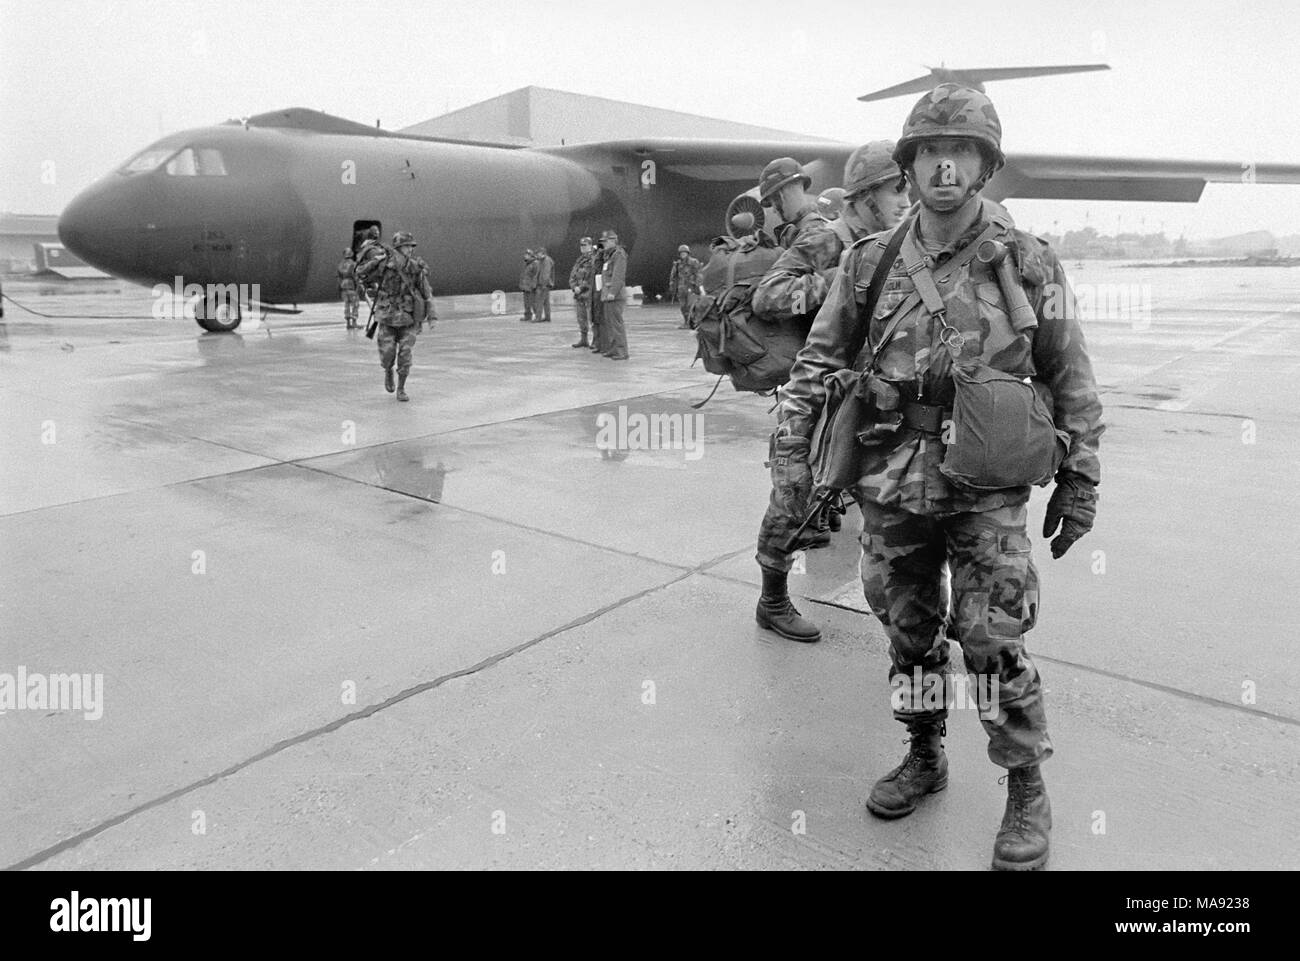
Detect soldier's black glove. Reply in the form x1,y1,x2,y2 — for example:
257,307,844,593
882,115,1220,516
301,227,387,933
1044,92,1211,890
767,431,812,518
1043,474,1097,559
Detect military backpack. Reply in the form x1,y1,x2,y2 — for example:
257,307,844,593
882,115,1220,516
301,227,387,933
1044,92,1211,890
691,234,809,398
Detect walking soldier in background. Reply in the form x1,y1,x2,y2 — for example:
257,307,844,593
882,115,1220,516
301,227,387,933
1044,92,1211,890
668,244,703,329
569,236,596,348
771,85,1103,870
355,231,436,402
337,247,360,329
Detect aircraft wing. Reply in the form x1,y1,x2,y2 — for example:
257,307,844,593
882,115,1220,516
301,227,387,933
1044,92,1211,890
552,139,1300,205
992,153,1300,203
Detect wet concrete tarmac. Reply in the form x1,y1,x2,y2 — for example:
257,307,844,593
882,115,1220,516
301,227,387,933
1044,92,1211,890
2,266,1298,870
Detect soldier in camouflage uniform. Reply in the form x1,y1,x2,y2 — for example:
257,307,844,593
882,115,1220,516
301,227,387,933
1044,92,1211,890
518,249,537,322
534,247,555,323
668,244,703,329
337,247,360,329
569,236,596,348
355,231,435,402
772,85,1103,870
752,146,911,644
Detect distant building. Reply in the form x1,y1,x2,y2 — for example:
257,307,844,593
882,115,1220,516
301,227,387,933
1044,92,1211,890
400,86,831,147
0,212,58,273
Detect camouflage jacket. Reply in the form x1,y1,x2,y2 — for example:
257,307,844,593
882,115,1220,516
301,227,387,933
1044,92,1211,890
778,198,1103,516
337,257,357,291
355,247,435,328
520,258,539,291
569,251,596,300
754,205,878,322
668,255,703,294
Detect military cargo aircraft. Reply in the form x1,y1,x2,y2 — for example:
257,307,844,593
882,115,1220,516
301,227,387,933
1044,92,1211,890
58,65,1300,331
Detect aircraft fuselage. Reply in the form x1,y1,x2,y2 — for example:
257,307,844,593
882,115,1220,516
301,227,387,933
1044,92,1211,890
57,123,747,306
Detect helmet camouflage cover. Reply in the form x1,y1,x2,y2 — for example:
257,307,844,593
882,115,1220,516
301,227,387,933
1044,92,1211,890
391,230,417,248
842,140,901,198
893,83,1005,171
815,187,847,219
758,157,811,206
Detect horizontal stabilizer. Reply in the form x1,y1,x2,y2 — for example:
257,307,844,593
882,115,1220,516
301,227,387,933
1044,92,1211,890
858,63,1110,102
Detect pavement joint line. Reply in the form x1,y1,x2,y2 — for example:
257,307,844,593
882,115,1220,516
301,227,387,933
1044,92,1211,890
697,568,1300,728
2,544,748,872
0,380,733,520
290,459,735,574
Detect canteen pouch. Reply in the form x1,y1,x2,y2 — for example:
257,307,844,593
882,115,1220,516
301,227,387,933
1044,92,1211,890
810,369,901,490
939,362,1068,491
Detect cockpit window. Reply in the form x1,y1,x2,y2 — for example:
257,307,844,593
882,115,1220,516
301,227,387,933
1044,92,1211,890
121,148,174,174
120,146,228,176
164,147,228,177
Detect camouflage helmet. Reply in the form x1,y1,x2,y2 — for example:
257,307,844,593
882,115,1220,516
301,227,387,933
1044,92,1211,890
343,247,354,257
758,157,811,206
816,187,847,220
391,230,417,248
843,140,902,198
893,83,1005,171
677,244,690,253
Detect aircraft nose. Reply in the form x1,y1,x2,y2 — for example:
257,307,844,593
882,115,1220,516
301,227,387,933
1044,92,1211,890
58,180,138,277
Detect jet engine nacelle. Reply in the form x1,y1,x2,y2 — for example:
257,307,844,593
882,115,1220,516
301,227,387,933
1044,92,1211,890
723,188,779,242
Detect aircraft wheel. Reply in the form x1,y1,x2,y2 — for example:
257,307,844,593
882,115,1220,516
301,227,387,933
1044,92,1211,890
194,294,242,332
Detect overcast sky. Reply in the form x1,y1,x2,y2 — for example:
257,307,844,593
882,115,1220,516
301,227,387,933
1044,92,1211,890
3,0,1298,238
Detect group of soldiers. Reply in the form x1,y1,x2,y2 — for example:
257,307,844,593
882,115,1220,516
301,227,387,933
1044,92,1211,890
746,84,1103,871
336,226,435,402
329,84,1104,871
562,230,630,360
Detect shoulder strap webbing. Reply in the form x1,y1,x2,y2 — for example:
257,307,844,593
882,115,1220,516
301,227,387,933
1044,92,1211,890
843,217,912,370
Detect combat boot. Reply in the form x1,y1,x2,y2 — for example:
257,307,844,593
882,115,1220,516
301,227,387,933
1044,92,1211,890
866,719,948,818
396,372,409,402
383,368,395,393
754,567,821,643
572,336,589,348
992,765,1052,871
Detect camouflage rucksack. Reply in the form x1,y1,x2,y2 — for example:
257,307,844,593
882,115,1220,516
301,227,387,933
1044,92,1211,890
692,234,809,396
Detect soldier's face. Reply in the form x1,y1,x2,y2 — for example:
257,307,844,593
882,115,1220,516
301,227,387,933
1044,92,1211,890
912,139,985,212
865,177,912,227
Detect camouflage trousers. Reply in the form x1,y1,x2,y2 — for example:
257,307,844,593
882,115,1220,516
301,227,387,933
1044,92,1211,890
341,289,358,323
574,297,590,337
675,289,694,326
755,483,807,573
858,499,1052,770
377,323,418,375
